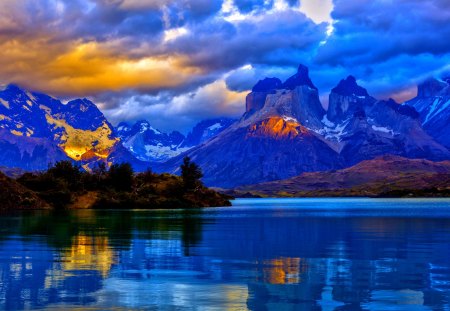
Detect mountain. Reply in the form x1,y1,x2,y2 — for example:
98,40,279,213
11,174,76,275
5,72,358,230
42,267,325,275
161,65,343,187
181,118,236,147
234,156,450,197
405,77,450,148
322,76,449,166
0,128,68,170
0,84,235,171
116,118,235,162
116,120,187,162
0,84,130,170
3,68,450,189
160,66,450,188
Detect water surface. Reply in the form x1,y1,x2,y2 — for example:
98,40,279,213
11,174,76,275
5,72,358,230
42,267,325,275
1,198,450,310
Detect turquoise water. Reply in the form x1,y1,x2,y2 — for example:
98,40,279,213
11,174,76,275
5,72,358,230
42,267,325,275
1,198,450,310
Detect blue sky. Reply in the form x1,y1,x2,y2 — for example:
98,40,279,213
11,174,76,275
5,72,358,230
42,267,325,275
0,0,449,132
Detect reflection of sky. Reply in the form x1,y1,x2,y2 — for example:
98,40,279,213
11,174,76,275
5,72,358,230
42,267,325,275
363,290,431,311
2,200,450,309
99,279,249,310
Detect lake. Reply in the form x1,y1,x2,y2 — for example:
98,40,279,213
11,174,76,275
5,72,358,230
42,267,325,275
1,198,450,310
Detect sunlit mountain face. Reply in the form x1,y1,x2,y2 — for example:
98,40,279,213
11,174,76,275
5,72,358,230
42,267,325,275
0,85,120,170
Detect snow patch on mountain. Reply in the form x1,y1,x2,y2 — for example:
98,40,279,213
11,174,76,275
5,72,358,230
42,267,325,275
282,116,299,123
424,97,450,124
321,115,335,127
26,92,37,102
321,120,349,142
0,99,9,109
371,125,394,135
207,123,223,131
144,144,191,161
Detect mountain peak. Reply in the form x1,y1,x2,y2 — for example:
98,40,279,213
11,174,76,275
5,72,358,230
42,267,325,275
5,84,24,92
117,121,131,128
383,98,420,119
131,120,161,135
136,119,150,125
2,84,28,98
332,76,369,97
67,98,97,112
182,118,235,147
417,77,447,98
252,77,282,92
282,64,317,91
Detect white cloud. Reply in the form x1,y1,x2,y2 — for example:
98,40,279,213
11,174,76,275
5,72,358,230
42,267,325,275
104,79,246,133
299,0,333,24
163,27,189,42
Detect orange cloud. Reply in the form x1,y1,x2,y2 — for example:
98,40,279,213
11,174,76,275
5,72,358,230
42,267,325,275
0,37,205,97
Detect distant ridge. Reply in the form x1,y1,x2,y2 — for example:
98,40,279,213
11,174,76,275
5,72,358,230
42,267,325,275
234,156,450,197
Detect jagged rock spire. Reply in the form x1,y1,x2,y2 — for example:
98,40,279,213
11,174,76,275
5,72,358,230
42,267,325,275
252,77,282,92
282,64,317,90
331,76,369,97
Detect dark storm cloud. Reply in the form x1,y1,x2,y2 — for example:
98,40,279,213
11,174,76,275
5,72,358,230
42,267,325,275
301,0,450,104
1,0,450,132
168,9,327,71
317,0,450,65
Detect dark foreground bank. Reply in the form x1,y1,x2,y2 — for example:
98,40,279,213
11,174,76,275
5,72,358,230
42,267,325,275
0,157,232,210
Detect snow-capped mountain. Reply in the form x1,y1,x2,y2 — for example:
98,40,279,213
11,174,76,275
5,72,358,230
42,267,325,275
116,120,188,162
0,84,125,170
0,84,236,170
405,77,450,148
160,65,450,187
117,118,235,162
320,76,448,166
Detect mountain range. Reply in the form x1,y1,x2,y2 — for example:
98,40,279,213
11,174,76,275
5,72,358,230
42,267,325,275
1,65,450,188
0,84,234,171
160,65,450,187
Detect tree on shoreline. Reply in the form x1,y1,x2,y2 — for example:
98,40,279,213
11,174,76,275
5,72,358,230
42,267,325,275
15,158,231,210
180,156,203,191
107,163,134,192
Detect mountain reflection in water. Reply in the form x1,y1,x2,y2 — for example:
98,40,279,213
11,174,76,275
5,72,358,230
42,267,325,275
0,198,450,310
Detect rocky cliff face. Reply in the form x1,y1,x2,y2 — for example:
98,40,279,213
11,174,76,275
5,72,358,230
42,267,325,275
160,66,450,188
323,77,449,165
243,65,325,130
405,78,450,148
160,66,342,187
327,76,374,123
162,118,340,188
245,77,282,116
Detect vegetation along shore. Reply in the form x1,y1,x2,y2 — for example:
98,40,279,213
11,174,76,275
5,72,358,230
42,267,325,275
0,157,232,211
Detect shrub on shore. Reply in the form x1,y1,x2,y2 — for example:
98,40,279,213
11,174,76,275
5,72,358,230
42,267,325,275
16,158,232,210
